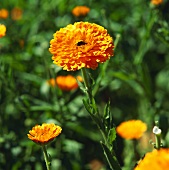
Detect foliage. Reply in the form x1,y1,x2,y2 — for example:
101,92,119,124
0,0,169,170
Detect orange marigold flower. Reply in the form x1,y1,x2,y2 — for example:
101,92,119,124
151,0,163,5
27,123,62,145
0,24,6,38
72,6,90,17
56,75,82,91
0,9,9,19
134,148,169,170
11,7,23,20
116,120,147,139
49,22,114,71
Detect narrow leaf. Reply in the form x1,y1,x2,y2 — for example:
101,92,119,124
100,142,121,170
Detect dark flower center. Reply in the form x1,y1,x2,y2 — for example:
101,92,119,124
76,40,87,46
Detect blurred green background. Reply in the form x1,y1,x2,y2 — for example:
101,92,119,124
0,0,169,169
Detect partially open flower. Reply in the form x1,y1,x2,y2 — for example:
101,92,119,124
151,0,163,5
0,9,9,19
27,123,62,145
0,24,6,38
116,120,147,139
49,22,114,71
72,6,90,17
134,148,169,170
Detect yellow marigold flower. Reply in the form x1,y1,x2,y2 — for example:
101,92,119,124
56,75,82,91
0,9,9,19
0,24,6,38
151,0,163,5
27,123,62,145
134,148,169,170
116,120,147,139
72,6,90,17
11,7,23,20
49,22,114,71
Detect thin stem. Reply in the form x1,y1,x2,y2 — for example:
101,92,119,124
41,145,51,170
134,10,157,65
81,68,93,104
155,134,161,150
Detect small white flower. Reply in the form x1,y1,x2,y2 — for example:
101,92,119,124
153,126,162,135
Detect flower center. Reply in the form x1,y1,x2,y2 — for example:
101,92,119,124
76,40,87,46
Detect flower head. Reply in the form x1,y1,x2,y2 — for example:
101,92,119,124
116,120,147,139
0,24,6,38
27,123,62,145
72,6,90,17
0,9,9,19
134,148,169,170
11,7,23,20
151,0,163,5
49,22,114,71
56,75,82,91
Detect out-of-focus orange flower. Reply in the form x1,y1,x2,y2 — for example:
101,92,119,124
151,0,163,5
11,7,22,20
0,24,6,38
72,6,90,17
19,39,24,48
56,75,82,91
134,148,169,170
116,120,147,139
49,22,114,71
27,123,62,145
89,159,104,170
47,78,56,87
0,9,9,19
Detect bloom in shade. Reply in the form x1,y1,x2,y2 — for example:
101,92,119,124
56,75,82,91
0,9,9,19
49,22,114,71
116,120,147,139
27,123,62,145
151,0,163,5
0,24,6,38
11,7,23,20
72,6,90,17
134,148,169,170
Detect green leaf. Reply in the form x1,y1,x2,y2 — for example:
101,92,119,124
104,100,111,120
82,98,92,114
108,128,116,145
100,142,122,170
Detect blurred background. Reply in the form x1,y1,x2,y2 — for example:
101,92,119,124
0,0,169,169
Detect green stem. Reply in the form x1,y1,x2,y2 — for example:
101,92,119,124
81,68,93,104
134,10,157,65
81,68,122,170
42,145,51,170
155,134,161,150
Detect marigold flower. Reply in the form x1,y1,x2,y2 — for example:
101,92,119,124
72,6,90,17
27,123,62,145
49,22,114,71
151,0,163,5
134,148,169,170
0,24,6,38
0,9,9,19
11,7,23,20
56,75,82,91
116,120,147,139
